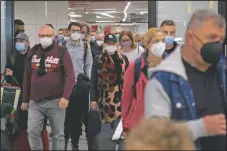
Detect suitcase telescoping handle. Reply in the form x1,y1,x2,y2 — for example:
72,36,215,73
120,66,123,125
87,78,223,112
1,74,19,86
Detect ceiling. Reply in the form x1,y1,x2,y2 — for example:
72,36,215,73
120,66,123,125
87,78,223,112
68,1,148,24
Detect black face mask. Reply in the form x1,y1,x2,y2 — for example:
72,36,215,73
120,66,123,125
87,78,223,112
200,42,222,64
15,30,25,37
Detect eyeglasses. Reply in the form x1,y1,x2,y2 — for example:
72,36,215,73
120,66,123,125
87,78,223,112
71,30,81,33
38,34,53,38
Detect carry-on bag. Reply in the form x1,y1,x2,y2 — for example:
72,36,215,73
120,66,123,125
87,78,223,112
94,119,124,150
1,129,13,150
87,109,102,150
1,74,21,117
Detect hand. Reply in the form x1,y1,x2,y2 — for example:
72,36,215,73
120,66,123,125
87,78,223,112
5,68,13,76
21,103,29,111
86,35,91,43
59,98,69,109
91,101,97,109
203,114,226,136
122,131,128,139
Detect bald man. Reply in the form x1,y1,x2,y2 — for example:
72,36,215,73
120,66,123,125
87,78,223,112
22,25,75,150
145,9,226,150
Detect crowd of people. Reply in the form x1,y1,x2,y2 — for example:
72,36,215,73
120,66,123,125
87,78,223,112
3,8,226,150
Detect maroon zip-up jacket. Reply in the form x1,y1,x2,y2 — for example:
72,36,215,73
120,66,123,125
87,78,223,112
23,42,75,102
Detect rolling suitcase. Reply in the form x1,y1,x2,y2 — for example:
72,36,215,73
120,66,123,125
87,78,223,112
94,119,124,150
94,128,124,150
87,109,102,150
1,129,13,150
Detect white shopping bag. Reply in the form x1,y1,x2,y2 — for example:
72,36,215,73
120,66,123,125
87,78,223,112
112,119,123,140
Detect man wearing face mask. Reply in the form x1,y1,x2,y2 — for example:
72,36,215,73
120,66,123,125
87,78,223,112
160,20,179,57
22,25,75,150
5,33,50,150
145,9,226,150
90,31,104,58
89,30,98,58
90,33,129,128
60,22,93,150
54,28,64,44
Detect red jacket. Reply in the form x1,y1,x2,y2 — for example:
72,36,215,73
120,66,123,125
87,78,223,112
121,57,147,132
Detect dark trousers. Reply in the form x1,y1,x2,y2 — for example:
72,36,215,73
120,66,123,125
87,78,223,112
64,85,89,146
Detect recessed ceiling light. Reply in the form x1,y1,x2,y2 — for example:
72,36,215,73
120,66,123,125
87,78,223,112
68,14,82,18
92,8,116,11
95,21,115,23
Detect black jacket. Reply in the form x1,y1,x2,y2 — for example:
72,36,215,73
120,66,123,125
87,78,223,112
90,41,103,58
5,51,27,88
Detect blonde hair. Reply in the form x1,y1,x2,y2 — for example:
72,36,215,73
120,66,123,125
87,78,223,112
134,33,142,42
142,27,163,49
126,117,194,150
142,28,165,68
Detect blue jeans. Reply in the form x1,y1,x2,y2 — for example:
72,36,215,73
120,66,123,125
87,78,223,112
27,99,65,150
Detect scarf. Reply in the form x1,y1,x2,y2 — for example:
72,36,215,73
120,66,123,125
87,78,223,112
96,51,127,123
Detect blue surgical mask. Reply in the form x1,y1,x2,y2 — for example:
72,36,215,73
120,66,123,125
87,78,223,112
91,36,96,42
16,42,25,51
138,42,142,46
165,36,175,45
115,34,120,42
58,35,64,40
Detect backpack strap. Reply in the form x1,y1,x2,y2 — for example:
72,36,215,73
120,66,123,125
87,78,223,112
84,42,88,64
62,40,67,46
9,53,16,68
133,57,142,99
83,42,88,74
137,45,139,54
216,58,226,103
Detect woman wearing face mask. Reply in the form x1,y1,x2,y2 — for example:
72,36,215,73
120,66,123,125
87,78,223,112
121,28,166,138
119,30,144,61
90,33,129,130
133,33,143,47
4,33,50,151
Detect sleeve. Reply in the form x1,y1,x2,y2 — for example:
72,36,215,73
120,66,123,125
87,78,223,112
22,59,32,103
4,56,14,84
89,56,99,102
121,61,135,129
145,78,208,140
62,50,75,100
85,44,93,79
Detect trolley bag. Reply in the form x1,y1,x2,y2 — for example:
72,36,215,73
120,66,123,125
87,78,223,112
1,129,13,150
87,109,101,150
94,119,124,150
0,74,21,118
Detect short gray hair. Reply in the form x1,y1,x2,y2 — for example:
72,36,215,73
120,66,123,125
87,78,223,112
187,9,226,31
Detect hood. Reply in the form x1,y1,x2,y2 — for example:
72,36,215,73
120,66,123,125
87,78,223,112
149,45,188,80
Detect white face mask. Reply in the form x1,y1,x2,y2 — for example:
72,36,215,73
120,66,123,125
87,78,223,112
150,42,166,57
96,40,103,46
105,45,117,55
40,38,53,49
71,32,81,41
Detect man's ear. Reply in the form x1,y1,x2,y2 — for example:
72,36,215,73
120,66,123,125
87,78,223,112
185,31,193,46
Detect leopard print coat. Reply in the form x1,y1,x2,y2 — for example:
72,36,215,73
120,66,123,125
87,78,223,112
96,52,128,123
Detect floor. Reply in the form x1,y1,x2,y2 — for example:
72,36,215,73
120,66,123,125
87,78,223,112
1,118,88,150
47,124,88,150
